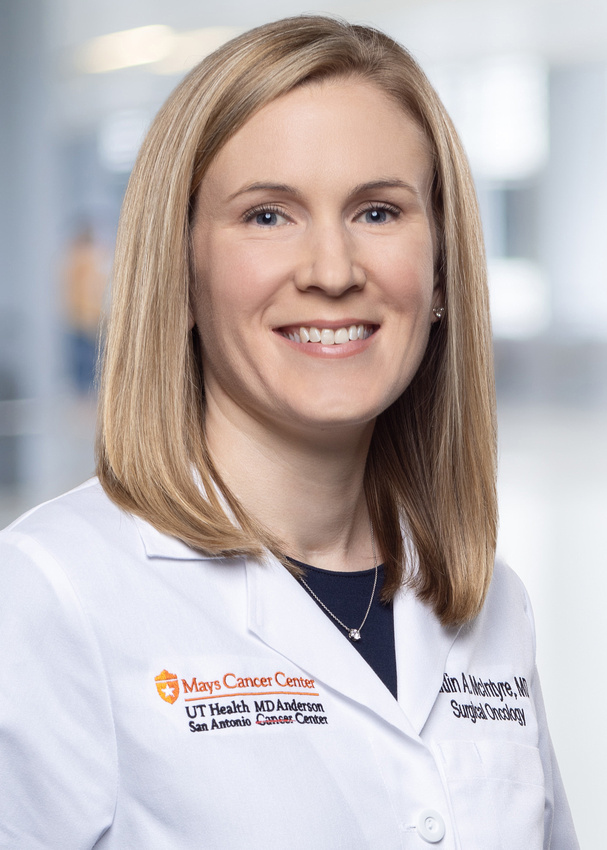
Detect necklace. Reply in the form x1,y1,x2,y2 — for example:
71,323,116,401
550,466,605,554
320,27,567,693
299,522,378,641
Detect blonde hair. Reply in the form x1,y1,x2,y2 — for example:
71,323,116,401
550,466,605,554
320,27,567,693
97,15,496,626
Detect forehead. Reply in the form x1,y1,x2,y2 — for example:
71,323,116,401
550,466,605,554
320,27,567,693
202,78,433,195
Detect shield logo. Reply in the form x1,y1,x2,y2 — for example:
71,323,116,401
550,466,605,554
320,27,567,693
155,669,180,704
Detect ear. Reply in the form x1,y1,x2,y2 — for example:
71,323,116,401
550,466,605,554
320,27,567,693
430,273,444,323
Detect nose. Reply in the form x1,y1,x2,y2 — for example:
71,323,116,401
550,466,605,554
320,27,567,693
294,223,366,295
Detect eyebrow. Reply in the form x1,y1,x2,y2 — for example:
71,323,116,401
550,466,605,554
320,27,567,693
350,178,419,196
227,182,303,202
227,178,419,203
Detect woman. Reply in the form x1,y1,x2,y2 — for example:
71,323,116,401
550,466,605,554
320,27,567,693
0,15,577,849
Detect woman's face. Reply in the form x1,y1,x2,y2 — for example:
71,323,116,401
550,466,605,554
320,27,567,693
191,77,440,441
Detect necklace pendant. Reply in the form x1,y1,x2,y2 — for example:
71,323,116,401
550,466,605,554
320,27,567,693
348,628,361,641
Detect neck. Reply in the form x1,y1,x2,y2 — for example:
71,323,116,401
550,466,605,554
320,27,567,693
204,398,376,572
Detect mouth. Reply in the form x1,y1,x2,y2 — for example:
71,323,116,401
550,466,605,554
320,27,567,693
277,323,378,346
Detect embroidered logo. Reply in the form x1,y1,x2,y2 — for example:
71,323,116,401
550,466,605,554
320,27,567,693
155,669,180,704
153,664,329,733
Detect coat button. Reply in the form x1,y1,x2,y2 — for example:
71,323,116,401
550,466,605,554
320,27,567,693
417,809,446,843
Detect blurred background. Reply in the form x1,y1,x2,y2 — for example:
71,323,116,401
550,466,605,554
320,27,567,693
2,0,605,843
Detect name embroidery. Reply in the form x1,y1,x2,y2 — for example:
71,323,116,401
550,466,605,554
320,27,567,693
439,672,530,727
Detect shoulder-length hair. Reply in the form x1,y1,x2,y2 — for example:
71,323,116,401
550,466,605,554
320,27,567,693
97,14,496,626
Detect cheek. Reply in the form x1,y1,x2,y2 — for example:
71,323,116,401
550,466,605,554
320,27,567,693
377,244,436,312
197,240,286,328
193,251,246,345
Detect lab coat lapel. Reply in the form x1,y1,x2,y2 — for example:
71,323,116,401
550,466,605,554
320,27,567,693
247,553,418,739
393,581,462,735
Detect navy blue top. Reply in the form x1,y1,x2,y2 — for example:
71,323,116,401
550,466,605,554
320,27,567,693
290,560,398,700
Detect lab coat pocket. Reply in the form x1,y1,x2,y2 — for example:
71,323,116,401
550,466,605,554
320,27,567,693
438,739,545,850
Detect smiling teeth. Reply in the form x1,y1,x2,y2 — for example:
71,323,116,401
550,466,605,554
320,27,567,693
291,324,372,345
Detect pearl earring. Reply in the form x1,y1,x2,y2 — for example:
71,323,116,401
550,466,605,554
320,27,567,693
432,306,445,319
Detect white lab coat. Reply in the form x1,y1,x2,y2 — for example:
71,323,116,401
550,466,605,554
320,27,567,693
0,479,578,849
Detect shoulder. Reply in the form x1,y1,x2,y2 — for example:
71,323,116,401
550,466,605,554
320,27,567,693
485,559,533,619
3,477,135,542
0,477,153,566
0,478,218,610
0,479,149,598
454,559,537,659
2,477,208,564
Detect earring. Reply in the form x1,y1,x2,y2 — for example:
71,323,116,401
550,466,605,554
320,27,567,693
432,306,445,319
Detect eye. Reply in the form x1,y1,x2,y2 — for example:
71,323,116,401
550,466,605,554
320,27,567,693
356,204,401,225
243,205,289,227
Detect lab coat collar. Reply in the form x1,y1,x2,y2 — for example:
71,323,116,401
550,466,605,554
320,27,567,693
133,470,237,561
247,552,415,738
393,578,462,735
133,515,216,560
247,552,458,739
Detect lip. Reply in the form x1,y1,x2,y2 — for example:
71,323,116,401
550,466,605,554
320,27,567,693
273,323,379,359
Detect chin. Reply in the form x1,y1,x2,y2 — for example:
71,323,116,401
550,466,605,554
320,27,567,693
276,398,386,434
